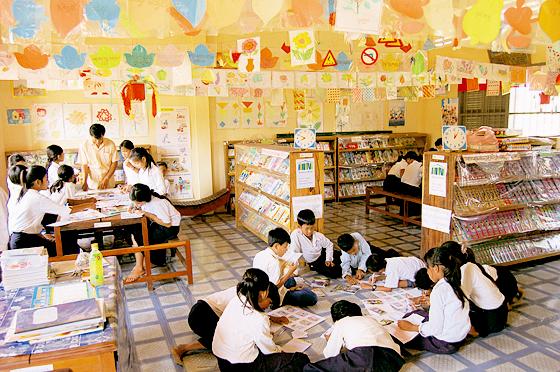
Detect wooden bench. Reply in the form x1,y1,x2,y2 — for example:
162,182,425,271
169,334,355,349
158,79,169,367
50,240,193,291
172,188,230,217
365,186,421,226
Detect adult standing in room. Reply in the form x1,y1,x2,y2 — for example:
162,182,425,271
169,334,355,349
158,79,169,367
79,124,119,191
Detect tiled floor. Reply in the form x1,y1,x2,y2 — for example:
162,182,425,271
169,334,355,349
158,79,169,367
123,201,560,372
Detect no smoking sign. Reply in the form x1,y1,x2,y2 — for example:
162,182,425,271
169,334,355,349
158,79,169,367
361,47,379,66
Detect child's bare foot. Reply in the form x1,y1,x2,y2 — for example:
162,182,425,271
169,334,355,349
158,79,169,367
468,326,479,337
125,267,145,283
171,343,205,365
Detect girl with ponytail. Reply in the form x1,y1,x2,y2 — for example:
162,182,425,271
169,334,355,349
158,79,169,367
397,247,471,354
6,155,26,198
48,165,96,208
128,147,166,196
212,268,310,371
124,183,181,283
45,144,64,187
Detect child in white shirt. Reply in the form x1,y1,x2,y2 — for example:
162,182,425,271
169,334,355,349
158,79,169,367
364,255,426,292
46,144,64,187
129,148,166,196
337,233,371,284
399,151,423,198
157,161,171,196
383,156,407,192
253,227,317,308
304,300,404,372
398,247,470,354
212,268,310,371
0,188,8,251
48,165,91,206
6,155,26,200
119,140,138,187
289,209,341,279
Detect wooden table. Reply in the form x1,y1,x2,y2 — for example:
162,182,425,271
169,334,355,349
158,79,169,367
0,257,138,372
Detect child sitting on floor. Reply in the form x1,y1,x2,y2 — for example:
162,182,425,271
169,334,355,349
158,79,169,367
397,247,470,354
289,209,342,279
362,254,426,292
253,227,317,307
337,233,371,285
303,300,404,372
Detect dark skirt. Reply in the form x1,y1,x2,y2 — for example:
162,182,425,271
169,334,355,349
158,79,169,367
9,232,56,256
188,300,220,350
217,351,310,372
469,300,508,337
309,248,342,279
303,346,405,372
131,223,180,266
403,309,464,354
494,267,521,304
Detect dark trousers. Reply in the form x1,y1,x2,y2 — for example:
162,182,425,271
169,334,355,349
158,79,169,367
282,278,318,307
309,248,342,279
217,351,310,372
131,223,179,266
303,346,405,372
383,175,401,192
494,267,521,304
470,300,508,337
9,231,79,257
403,309,463,354
188,300,219,350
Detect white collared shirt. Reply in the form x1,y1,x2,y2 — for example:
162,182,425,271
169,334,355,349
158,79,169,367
253,247,288,302
419,278,471,343
140,197,181,226
483,265,498,281
324,316,401,358
341,232,371,278
289,228,334,263
384,256,426,288
401,160,423,187
203,286,237,317
49,182,78,206
212,294,281,364
8,189,71,234
388,159,408,177
136,164,166,196
79,138,119,189
0,188,8,250
164,178,171,196
123,160,138,186
461,262,504,310
47,162,61,187
7,178,21,200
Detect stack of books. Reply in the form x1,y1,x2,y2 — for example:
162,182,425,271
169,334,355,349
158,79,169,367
0,247,49,291
5,298,105,343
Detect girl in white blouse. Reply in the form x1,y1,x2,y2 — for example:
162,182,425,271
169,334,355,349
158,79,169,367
119,140,138,187
128,147,166,195
6,155,26,199
45,144,64,187
48,165,85,206
212,268,310,371
398,247,470,354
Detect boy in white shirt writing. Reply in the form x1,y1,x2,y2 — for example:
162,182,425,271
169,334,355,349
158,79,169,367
337,233,371,285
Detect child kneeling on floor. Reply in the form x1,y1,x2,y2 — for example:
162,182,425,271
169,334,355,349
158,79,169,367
212,268,310,371
337,232,371,285
125,183,181,283
303,300,404,372
397,247,470,354
253,227,317,307
362,254,426,292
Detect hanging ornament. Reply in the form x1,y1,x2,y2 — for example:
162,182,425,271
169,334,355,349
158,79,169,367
121,75,158,118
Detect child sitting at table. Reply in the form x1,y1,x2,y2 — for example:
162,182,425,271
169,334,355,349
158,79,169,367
48,165,93,206
45,144,64,187
119,140,138,187
157,161,171,196
6,155,26,199
125,183,181,283
128,148,166,196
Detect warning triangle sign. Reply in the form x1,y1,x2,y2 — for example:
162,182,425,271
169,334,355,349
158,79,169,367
322,50,337,67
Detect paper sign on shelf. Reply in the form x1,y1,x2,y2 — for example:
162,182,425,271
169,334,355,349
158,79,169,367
421,204,452,234
295,158,316,189
292,194,323,221
428,162,447,197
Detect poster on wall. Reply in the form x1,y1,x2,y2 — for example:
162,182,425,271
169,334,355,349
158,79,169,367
335,95,351,132
441,98,458,125
167,174,193,199
92,104,120,139
156,107,191,146
297,98,323,131
240,99,265,128
295,158,316,189
12,80,46,97
265,100,288,128
63,104,91,139
216,97,241,129
121,101,149,137
6,108,31,125
32,104,64,142
388,100,405,127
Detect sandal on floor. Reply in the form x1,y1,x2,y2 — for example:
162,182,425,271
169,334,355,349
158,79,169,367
172,347,210,366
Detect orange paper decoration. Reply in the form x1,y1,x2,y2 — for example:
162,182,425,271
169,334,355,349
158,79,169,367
51,0,85,37
510,66,527,83
121,75,158,117
389,0,428,19
0,0,14,27
260,48,278,69
14,45,49,70
307,51,324,71
288,0,324,27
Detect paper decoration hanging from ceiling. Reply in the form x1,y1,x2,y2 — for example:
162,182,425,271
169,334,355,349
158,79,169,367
462,0,503,45
156,45,184,68
271,71,295,88
510,66,527,83
237,37,260,73
295,72,317,89
317,72,338,88
14,45,48,70
0,1,14,27
335,52,352,71
456,59,475,78
336,94,351,131
85,0,120,32
170,0,206,32
50,0,83,37
352,88,363,103
207,0,244,29
389,0,424,19
473,62,491,80
539,0,560,42
307,51,324,71
504,0,534,50
54,45,86,70
322,50,337,67
411,51,427,75
90,46,121,77
491,64,511,81
11,0,46,39
381,54,401,72
546,46,560,72
395,72,412,87
422,85,435,98
288,0,324,27
265,100,288,128
297,98,323,131
362,87,375,102
289,30,316,66
225,71,249,88
240,99,264,128
334,0,383,34
125,45,155,69
326,88,341,103
424,0,454,34
188,44,215,67
252,0,282,25
0,51,19,80
486,80,501,96
435,56,456,76
261,48,279,69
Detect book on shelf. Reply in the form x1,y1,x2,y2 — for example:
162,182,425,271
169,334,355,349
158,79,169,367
316,142,332,151
238,148,290,175
239,170,290,201
239,191,290,226
324,185,335,199
339,181,383,197
339,167,385,182
338,136,418,150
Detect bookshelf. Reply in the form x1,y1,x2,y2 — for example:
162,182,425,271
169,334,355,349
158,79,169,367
224,140,262,213
421,150,560,266
235,143,325,242
337,133,427,199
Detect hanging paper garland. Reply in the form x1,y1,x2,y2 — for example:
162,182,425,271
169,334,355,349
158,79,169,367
90,46,121,76
50,0,84,37
188,44,215,67
11,0,46,39
85,0,120,32
54,45,86,70
14,45,48,70
124,45,155,69
462,0,504,45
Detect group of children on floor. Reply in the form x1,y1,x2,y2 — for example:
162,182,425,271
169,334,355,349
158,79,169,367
2,126,180,284
173,208,522,371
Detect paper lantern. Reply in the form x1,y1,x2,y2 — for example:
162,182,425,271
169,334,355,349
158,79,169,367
462,0,504,45
121,75,158,117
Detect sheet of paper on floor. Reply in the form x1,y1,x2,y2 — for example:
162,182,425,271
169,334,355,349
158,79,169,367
281,338,312,353
268,305,325,331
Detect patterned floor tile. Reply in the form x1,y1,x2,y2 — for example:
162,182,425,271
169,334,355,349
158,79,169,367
421,354,467,371
517,352,560,371
481,334,527,355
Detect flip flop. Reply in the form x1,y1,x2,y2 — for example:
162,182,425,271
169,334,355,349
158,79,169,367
124,270,145,283
171,347,210,366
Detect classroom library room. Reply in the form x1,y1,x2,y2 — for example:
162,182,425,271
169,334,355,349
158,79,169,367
1,1,560,371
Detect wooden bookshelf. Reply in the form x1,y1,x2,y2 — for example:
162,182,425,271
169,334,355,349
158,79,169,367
421,150,560,266
223,140,262,214
235,143,324,242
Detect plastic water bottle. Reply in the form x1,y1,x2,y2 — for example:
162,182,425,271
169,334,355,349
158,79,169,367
89,243,104,286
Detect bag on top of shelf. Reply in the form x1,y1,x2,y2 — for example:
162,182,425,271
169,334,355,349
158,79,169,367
467,126,499,153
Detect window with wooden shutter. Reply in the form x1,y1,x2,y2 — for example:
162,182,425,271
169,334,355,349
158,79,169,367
459,91,509,129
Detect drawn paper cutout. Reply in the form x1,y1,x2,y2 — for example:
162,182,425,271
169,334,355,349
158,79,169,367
50,0,84,37
14,45,48,70
317,72,338,88
0,51,19,80
260,48,279,69
125,45,155,69
293,89,306,111
90,46,121,76
539,0,560,42
306,51,323,71
11,0,46,39
207,0,244,30
463,0,503,45
92,103,119,138
215,97,240,129
85,0,120,32
121,101,149,137
252,0,282,25
249,71,271,88
335,0,383,34
6,108,31,125
266,100,288,128
237,37,260,73
63,103,91,139
171,0,206,29
288,0,324,27
338,72,357,88
358,72,377,88
335,52,352,71
377,38,412,52
297,98,323,131
32,104,63,141
271,71,294,88
503,0,534,49
54,45,86,70
389,0,425,19
289,30,316,66
411,51,427,75
281,42,291,54
241,99,264,128
188,44,215,67
156,45,185,67
322,50,337,67
381,54,401,72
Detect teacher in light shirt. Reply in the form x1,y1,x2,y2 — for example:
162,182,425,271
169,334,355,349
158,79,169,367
79,124,119,191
